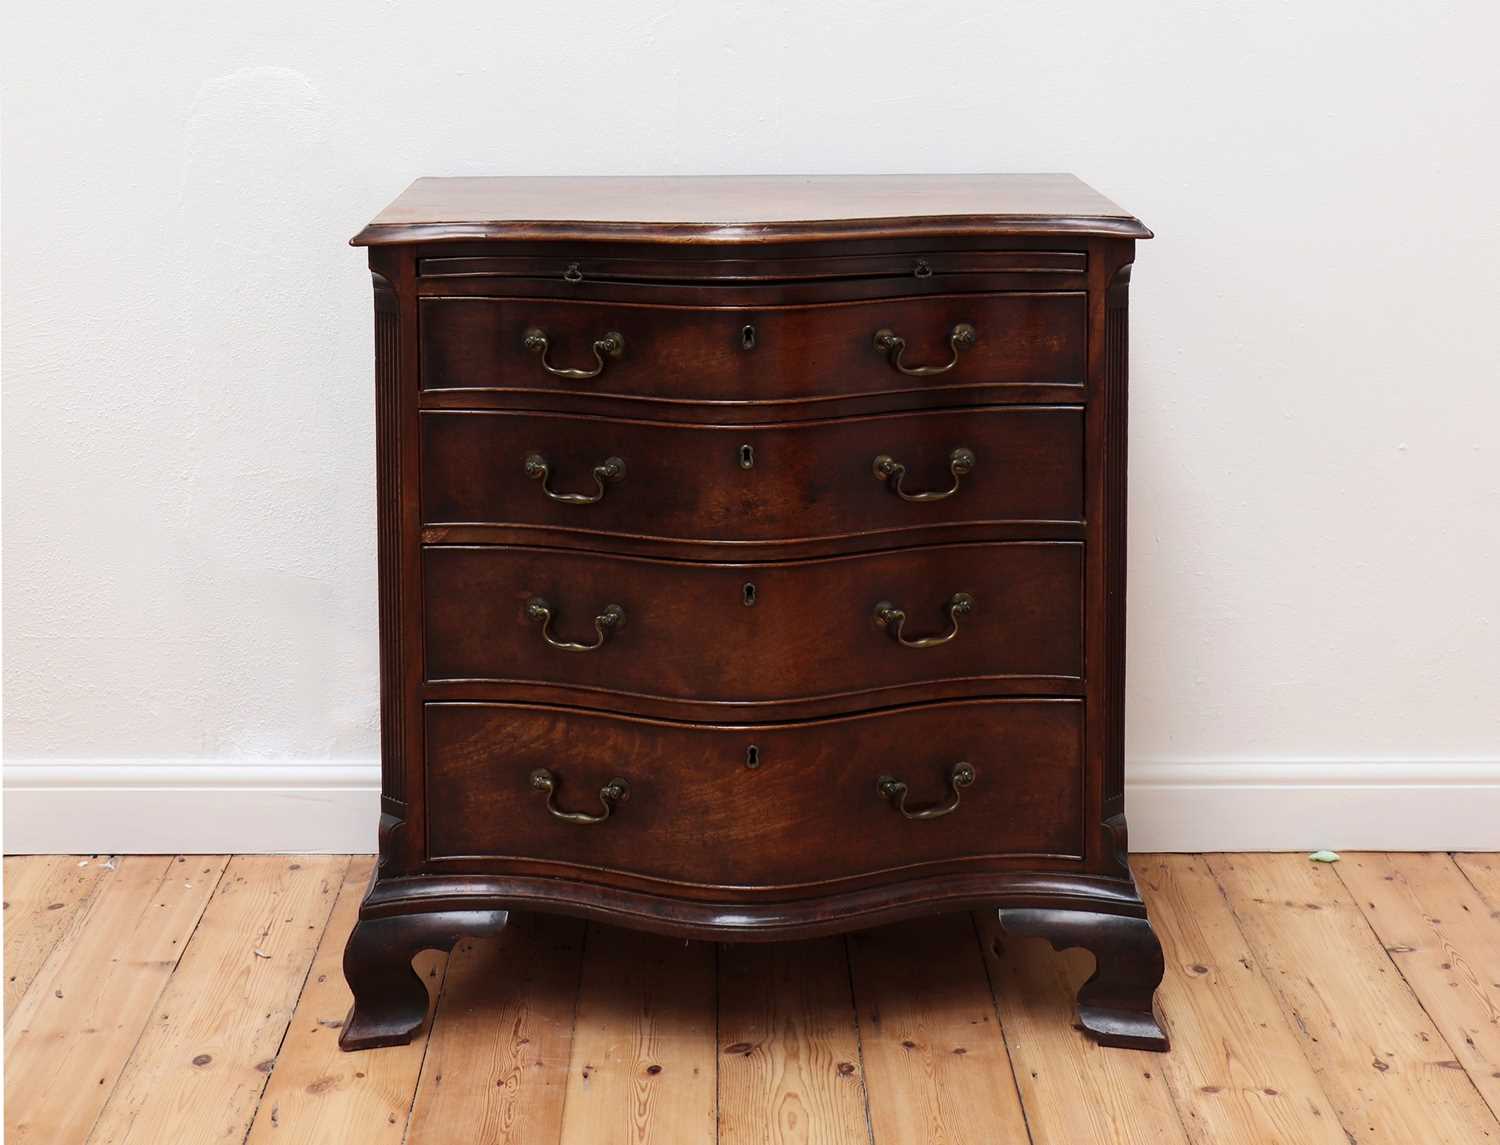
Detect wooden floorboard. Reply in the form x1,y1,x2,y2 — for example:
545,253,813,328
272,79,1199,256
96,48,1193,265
406,912,585,1145
5,856,227,1144
3,855,110,1024
1336,852,1500,1124
86,855,346,1145
6,852,1500,1142
976,912,1188,1145
717,937,870,1145
1133,854,1347,1145
245,856,442,1144
557,925,718,1145
1211,852,1500,1143
847,913,1031,1144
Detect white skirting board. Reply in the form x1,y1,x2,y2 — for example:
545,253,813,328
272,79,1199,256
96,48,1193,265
4,758,1499,854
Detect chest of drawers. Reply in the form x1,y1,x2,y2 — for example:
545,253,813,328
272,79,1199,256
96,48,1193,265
339,175,1167,1054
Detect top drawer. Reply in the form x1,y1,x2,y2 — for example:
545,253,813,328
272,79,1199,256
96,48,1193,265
419,292,1085,407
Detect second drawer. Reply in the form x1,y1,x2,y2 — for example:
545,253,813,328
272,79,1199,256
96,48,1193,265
420,405,1083,550
423,541,1083,712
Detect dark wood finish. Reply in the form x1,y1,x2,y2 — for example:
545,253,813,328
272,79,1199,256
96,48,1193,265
424,699,1085,887
997,907,1169,1050
353,174,1151,245
339,906,508,1051
420,406,1084,548
419,292,1085,403
344,175,1165,1055
417,246,1087,283
422,541,1082,713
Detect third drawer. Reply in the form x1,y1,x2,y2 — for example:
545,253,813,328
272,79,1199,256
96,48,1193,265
423,540,1082,714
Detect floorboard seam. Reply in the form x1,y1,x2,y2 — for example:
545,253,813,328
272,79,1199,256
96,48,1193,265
400,914,481,1145
1450,852,1500,912
1202,853,1417,1145
840,933,879,1145
83,855,231,1145
240,855,355,1145
969,911,1037,1145
1332,852,1500,1133
3,853,114,1032
545,916,592,1145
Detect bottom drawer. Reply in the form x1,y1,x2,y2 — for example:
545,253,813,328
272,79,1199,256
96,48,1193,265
424,699,1084,893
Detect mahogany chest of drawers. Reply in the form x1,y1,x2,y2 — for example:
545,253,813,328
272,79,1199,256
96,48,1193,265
340,175,1167,1053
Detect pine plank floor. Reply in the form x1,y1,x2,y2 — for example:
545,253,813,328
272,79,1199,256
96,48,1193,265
5,853,1499,1144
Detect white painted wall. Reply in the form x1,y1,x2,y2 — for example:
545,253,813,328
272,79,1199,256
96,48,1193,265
5,1,1499,851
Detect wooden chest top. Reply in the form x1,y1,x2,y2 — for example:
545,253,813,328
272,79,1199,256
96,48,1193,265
352,173,1151,245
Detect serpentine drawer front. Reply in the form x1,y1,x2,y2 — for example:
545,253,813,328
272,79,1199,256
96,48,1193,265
422,699,1085,889
419,291,1086,402
419,405,1084,551
421,541,1083,717
342,175,1169,1056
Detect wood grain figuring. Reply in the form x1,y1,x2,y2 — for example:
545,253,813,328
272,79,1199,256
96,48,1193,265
4,856,227,1143
245,858,440,1145
716,940,869,1145
10,854,1500,1142
423,700,1085,889
558,926,717,1145
406,914,585,1145
344,175,1167,1055
1455,853,1500,906
3,854,109,1023
1209,853,1500,1143
419,292,1087,401
86,856,346,1145
419,406,1085,546
421,543,1084,711
1337,853,1500,1122
1133,855,1347,1145
847,914,1030,1144
354,174,1150,245
975,918,1188,1144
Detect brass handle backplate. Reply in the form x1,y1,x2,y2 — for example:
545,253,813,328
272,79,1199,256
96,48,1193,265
530,768,628,824
525,597,625,652
872,447,975,502
523,327,625,380
872,322,976,376
877,762,975,820
524,453,625,504
873,592,975,648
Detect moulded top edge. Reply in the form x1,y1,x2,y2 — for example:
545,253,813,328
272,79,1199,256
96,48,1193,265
350,174,1153,246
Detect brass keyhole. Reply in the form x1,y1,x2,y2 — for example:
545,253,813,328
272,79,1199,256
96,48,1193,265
741,324,757,350
739,443,755,469
745,745,761,769
742,582,757,607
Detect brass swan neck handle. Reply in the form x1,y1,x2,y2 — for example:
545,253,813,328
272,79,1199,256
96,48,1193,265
872,322,976,376
523,327,625,380
877,762,976,820
872,592,975,648
872,447,975,502
525,597,625,652
524,453,625,504
529,769,628,824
